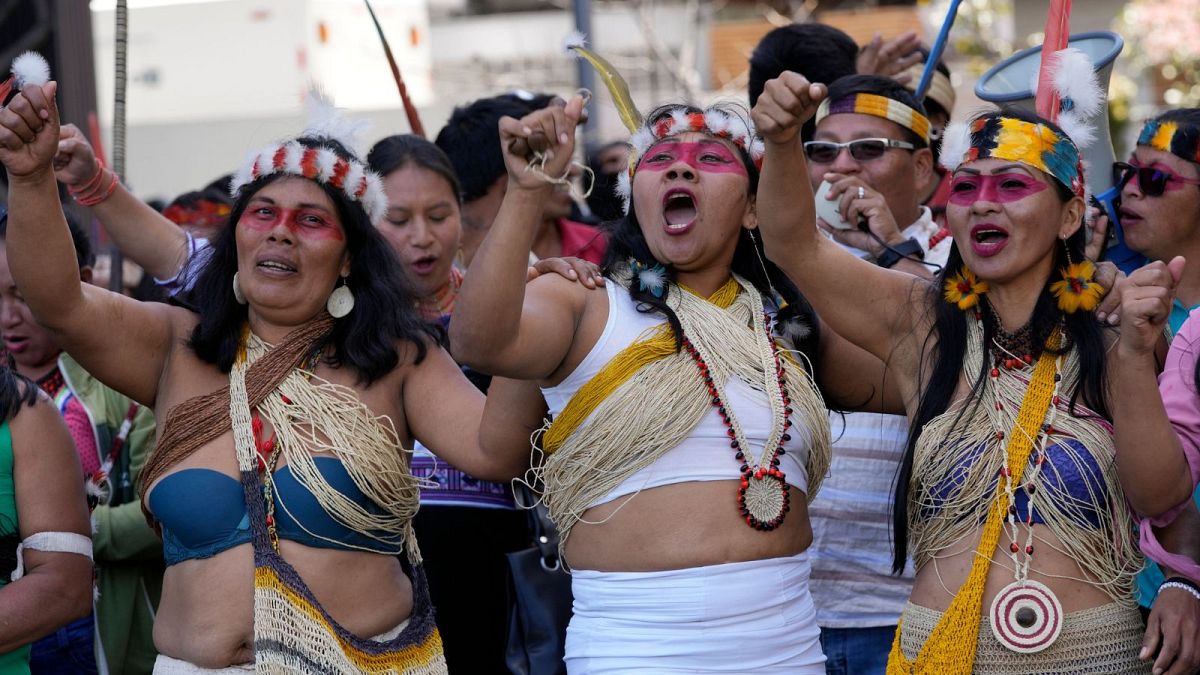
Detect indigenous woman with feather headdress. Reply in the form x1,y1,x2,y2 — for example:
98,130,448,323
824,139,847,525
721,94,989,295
448,38,912,671
750,47,1188,672
0,72,551,673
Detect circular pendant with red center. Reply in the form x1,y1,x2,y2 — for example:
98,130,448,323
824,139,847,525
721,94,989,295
738,469,789,530
989,579,1063,653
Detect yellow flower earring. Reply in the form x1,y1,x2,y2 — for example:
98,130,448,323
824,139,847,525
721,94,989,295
944,267,989,311
1049,240,1103,313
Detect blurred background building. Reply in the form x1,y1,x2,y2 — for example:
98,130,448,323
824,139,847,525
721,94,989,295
1,0,1197,203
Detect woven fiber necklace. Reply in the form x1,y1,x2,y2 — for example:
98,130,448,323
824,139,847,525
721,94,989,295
677,281,792,531
986,323,1067,653
887,327,1064,673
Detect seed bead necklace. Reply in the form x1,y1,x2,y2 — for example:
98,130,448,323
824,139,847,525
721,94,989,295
680,308,793,531
248,345,322,552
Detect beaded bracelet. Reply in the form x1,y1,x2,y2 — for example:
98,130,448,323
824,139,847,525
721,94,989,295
74,169,119,207
67,159,106,197
1160,577,1200,603
68,159,120,207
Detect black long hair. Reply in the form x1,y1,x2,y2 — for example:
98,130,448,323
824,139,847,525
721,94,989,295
367,134,463,203
600,103,823,378
0,365,36,427
891,108,1111,572
748,23,858,144
187,137,439,385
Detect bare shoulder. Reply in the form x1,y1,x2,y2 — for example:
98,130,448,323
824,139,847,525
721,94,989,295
8,389,72,460
526,270,597,318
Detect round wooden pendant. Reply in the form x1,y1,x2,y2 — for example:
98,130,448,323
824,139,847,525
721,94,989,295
738,471,789,531
989,579,1063,653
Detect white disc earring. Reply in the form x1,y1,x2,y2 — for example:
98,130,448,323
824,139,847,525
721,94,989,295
326,277,355,318
232,272,247,305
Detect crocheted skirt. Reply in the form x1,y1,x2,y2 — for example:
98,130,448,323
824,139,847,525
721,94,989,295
897,601,1150,674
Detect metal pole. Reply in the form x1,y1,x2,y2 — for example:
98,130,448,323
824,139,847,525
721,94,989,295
52,0,99,234
572,0,596,157
109,0,128,293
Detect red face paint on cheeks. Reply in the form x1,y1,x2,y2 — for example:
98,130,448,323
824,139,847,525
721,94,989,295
636,141,748,176
948,173,1047,206
239,204,345,241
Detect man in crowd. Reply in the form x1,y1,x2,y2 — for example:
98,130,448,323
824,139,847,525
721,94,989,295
435,93,606,267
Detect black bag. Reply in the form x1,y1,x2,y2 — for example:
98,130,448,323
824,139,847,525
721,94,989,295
505,483,573,675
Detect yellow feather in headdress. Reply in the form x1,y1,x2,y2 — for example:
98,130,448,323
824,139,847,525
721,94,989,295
564,32,643,133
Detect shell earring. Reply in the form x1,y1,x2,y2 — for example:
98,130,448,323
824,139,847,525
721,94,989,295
326,276,355,318
232,272,247,305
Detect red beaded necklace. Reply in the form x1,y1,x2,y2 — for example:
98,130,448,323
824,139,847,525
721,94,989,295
251,410,282,549
679,311,793,531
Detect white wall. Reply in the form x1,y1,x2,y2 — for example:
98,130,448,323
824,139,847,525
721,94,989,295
89,0,430,198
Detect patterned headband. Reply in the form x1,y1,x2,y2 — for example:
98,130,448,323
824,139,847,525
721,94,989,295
902,65,956,116
815,93,931,143
1138,119,1200,164
940,115,1085,199
615,107,765,214
229,140,388,224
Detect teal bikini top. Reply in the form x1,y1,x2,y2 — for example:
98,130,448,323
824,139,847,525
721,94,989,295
148,457,402,566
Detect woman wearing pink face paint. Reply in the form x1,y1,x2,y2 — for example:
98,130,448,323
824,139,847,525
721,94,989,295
363,133,602,672
1107,108,1200,675
0,80,559,672
448,90,918,670
752,68,1168,672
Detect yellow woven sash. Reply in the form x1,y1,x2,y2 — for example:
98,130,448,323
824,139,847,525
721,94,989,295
542,278,740,454
887,333,1061,674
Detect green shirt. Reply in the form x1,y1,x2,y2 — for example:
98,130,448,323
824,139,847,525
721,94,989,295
0,421,31,674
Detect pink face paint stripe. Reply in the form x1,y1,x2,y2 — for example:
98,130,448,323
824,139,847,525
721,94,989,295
635,141,748,177
948,173,1048,206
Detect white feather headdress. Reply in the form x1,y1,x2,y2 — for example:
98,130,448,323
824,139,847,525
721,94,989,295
229,88,385,223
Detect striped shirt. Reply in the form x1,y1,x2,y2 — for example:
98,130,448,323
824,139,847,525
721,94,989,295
808,411,915,628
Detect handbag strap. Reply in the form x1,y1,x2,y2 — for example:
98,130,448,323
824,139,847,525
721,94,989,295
515,482,562,570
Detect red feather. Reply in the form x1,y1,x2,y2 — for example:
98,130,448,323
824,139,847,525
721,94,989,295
363,0,425,138
1035,0,1072,121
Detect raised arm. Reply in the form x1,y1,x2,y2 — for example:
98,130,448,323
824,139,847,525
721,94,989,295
0,83,178,406
0,391,92,652
402,344,545,481
449,95,591,378
752,72,927,364
1111,257,1194,517
54,123,191,281
817,321,906,415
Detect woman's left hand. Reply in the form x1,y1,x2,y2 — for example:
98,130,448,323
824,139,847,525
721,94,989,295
499,95,585,192
1142,584,1200,675
1116,257,1186,358
527,256,605,289
0,82,60,180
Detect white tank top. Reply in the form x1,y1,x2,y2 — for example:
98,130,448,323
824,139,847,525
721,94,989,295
542,281,812,508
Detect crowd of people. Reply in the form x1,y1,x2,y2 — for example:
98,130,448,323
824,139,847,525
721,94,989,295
0,14,1197,675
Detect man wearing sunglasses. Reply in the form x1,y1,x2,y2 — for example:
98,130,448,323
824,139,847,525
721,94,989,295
1120,110,1200,655
1116,109,1200,338
799,73,950,675
805,75,950,281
